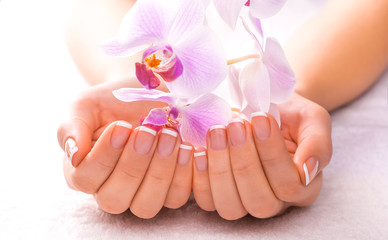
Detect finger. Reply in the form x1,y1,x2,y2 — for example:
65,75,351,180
293,108,332,186
95,126,158,214
164,143,193,209
207,125,247,220
57,95,100,168
227,119,284,218
130,128,180,219
64,121,132,194
192,148,216,212
251,112,317,204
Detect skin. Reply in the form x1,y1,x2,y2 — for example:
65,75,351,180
58,0,387,219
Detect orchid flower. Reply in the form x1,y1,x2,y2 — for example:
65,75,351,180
103,0,227,99
113,88,232,147
228,18,296,124
210,0,287,29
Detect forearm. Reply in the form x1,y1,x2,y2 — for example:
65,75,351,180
65,0,138,85
285,0,388,111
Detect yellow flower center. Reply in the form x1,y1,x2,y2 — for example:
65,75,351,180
145,54,162,68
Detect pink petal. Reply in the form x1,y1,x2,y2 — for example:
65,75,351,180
167,27,227,99
113,88,175,105
249,14,264,39
249,0,287,19
101,39,148,57
135,63,161,89
167,0,205,43
263,37,296,104
240,59,271,113
213,0,247,29
228,66,244,108
117,0,170,48
179,94,232,147
241,17,263,54
143,108,168,126
268,103,281,127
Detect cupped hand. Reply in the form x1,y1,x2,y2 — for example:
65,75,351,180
57,79,193,218
192,93,332,220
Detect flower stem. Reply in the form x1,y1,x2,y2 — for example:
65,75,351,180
227,54,260,65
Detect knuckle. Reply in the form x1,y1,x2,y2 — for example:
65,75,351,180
96,195,128,214
275,182,303,202
147,169,172,185
130,205,158,219
218,209,247,221
248,200,281,219
119,165,146,182
231,159,258,177
71,172,97,194
209,166,230,179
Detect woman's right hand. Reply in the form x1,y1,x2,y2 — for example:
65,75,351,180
57,79,193,218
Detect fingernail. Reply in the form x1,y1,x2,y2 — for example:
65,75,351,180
227,118,245,147
157,128,178,157
209,125,227,150
135,126,156,155
178,144,192,165
194,151,207,172
65,138,78,167
111,121,132,149
303,157,319,186
251,112,270,141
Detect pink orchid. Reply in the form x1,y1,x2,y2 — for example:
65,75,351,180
103,0,227,99
113,88,232,147
228,18,296,124
211,0,287,29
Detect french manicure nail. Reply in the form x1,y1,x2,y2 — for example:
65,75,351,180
227,118,245,147
209,125,227,150
194,151,207,172
178,144,192,165
111,121,132,149
65,138,78,167
157,128,178,157
134,126,156,155
251,112,270,141
303,157,319,186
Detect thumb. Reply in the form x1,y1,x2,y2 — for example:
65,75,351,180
57,117,93,167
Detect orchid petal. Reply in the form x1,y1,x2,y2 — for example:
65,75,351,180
241,17,263,55
113,88,175,105
201,0,211,7
179,94,232,147
117,0,170,48
268,103,281,127
167,27,227,99
135,63,161,89
249,0,287,19
240,59,271,113
168,0,205,43
101,39,148,57
228,66,243,108
143,108,168,126
249,14,264,39
213,0,246,29
263,37,296,104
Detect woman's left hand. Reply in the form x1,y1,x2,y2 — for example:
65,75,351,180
192,93,332,220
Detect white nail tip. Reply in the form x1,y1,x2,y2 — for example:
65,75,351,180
194,151,206,157
180,144,193,150
251,112,267,118
116,121,132,129
65,138,78,167
228,118,244,125
139,126,157,136
162,128,178,137
303,163,310,186
209,125,226,131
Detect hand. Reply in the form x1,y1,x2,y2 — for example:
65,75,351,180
192,93,332,220
57,80,193,218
